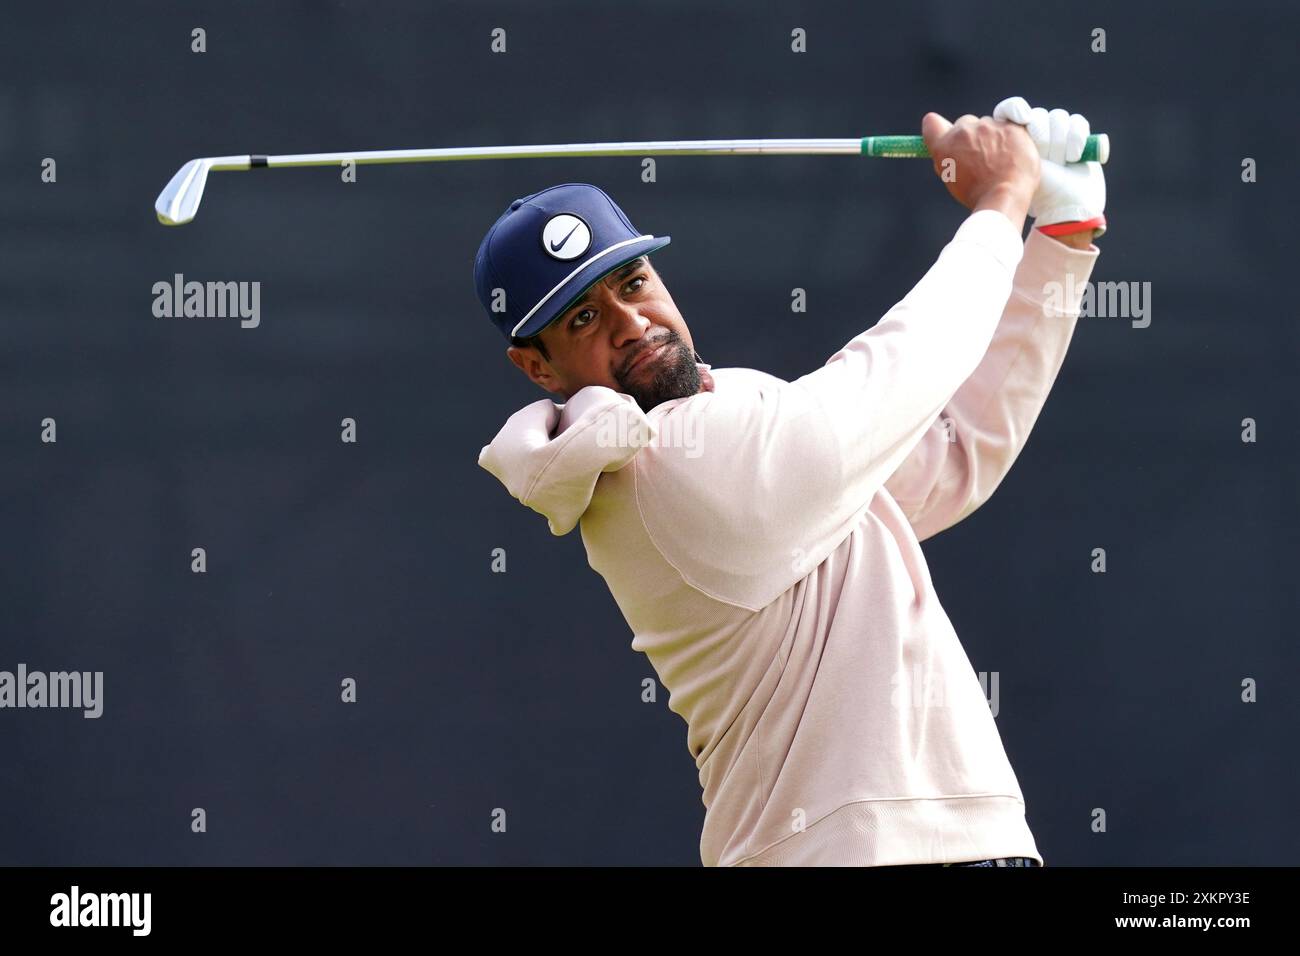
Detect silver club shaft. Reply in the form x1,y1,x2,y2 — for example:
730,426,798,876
268,138,864,167
156,138,865,225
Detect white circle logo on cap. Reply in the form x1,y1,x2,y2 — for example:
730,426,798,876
541,214,592,261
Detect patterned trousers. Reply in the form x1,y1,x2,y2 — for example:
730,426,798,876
941,857,1041,867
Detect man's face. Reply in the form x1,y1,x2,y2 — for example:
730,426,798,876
506,256,702,413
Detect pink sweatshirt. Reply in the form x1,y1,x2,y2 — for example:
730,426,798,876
478,209,1100,866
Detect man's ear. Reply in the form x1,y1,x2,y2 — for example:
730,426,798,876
506,345,560,393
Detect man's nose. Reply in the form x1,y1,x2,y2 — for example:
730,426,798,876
608,299,651,347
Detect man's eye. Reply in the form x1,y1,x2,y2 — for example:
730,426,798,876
571,309,595,329
625,276,646,294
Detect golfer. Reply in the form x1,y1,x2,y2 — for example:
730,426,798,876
476,95,1105,866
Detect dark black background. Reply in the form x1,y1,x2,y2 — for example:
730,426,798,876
1,0,1295,865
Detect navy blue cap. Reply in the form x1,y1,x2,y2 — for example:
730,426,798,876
474,183,671,342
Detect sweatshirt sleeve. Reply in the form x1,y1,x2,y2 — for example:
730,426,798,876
786,208,1027,501
631,209,1028,612
882,227,1100,541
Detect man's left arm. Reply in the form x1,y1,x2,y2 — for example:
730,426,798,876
883,95,1106,541
883,225,1099,540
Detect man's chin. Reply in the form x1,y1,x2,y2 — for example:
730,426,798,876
619,343,701,413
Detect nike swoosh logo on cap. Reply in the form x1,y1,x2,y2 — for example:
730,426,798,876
549,222,581,252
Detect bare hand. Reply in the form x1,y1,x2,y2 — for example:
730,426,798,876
921,113,1041,231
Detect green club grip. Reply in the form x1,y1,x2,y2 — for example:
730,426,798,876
862,133,1109,165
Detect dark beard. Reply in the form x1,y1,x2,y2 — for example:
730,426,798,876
614,332,702,413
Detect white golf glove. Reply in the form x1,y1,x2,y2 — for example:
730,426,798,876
993,95,1106,238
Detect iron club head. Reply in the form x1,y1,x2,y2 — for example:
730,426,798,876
155,156,250,226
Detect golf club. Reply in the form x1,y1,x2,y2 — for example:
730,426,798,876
154,133,1110,226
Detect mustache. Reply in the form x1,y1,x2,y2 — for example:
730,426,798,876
619,332,682,378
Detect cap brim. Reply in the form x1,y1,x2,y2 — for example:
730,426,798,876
513,235,671,339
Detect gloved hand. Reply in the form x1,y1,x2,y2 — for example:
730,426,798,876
993,96,1106,237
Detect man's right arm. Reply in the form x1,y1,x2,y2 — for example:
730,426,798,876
782,113,1042,521
788,205,1027,509
632,114,1042,611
